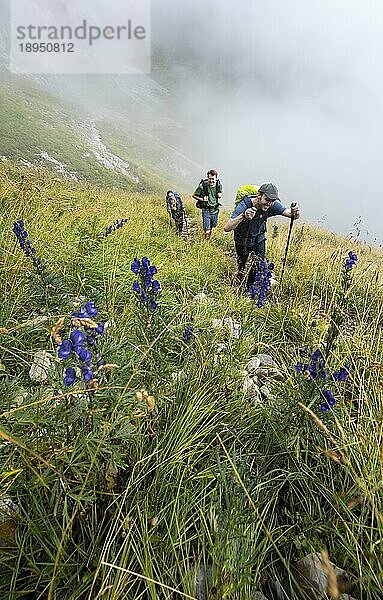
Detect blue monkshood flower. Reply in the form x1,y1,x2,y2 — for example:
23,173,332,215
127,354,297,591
249,257,274,307
72,306,90,319
131,256,160,311
97,358,106,368
63,367,77,387
320,390,336,412
87,335,96,346
96,323,104,335
77,347,92,364
295,348,326,381
142,257,150,269
332,366,349,382
312,349,323,362
13,220,45,273
311,320,317,327
58,339,73,360
70,329,85,347
85,301,98,317
183,324,194,343
344,250,358,270
105,218,128,236
81,365,94,383
131,258,140,274
322,389,336,404
319,389,337,411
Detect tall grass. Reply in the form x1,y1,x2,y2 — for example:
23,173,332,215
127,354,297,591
1,162,383,599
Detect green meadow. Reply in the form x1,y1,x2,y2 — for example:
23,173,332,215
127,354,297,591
1,161,383,599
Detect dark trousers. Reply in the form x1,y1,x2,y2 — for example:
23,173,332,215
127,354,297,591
172,210,184,234
235,240,265,287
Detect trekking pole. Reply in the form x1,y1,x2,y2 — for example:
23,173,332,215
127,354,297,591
280,202,297,289
183,209,189,237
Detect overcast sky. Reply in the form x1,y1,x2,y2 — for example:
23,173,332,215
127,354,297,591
151,0,383,245
2,0,383,245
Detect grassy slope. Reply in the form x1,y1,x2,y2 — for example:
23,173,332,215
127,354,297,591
0,70,167,193
1,163,383,599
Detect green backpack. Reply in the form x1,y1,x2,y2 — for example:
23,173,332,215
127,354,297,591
234,185,259,207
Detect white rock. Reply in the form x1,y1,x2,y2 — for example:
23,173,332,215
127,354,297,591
171,370,186,382
103,320,116,332
256,354,277,368
243,378,262,400
260,385,274,401
0,497,19,524
29,350,54,383
194,292,207,302
211,318,223,328
295,552,354,599
270,276,279,289
72,296,86,307
223,317,242,339
246,357,261,373
13,389,29,406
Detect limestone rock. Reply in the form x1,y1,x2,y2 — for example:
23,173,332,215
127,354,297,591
212,317,241,339
256,354,277,368
270,276,279,289
29,350,54,383
246,357,261,373
0,497,19,546
253,592,270,600
294,552,354,599
243,378,262,401
260,385,274,401
194,292,207,303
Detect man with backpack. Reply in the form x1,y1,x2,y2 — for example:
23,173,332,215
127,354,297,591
223,183,300,286
192,169,222,240
166,190,185,235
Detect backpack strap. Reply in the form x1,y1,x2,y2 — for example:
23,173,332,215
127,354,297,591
200,179,209,197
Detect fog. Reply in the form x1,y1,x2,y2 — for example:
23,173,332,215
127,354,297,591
151,0,383,244
2,0,383,244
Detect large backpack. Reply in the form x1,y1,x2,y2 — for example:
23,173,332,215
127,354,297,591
166,190,183,214
195,178,222,210
234,185,259,207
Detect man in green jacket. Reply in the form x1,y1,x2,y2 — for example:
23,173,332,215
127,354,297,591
192,169,222,240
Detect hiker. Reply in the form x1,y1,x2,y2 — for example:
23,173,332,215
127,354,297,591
192,169,222,240
166,190,184,235
223,183,300,286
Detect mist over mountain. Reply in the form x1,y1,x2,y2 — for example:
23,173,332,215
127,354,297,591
1,0,383,244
